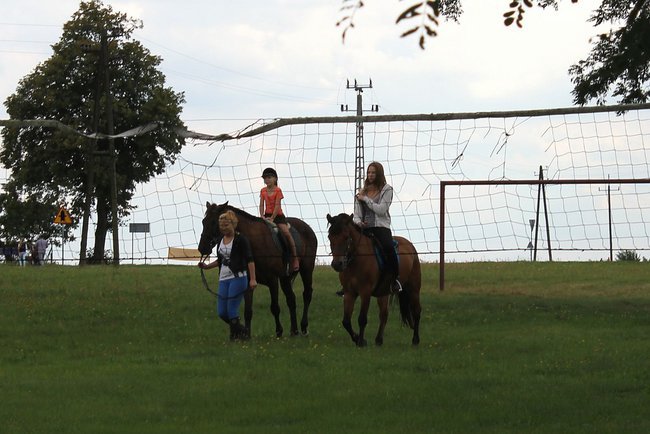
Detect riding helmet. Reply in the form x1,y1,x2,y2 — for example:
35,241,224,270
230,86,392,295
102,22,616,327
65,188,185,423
262,167,278,178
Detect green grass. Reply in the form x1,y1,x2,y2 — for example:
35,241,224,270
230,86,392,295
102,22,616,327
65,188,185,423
1,262,649,433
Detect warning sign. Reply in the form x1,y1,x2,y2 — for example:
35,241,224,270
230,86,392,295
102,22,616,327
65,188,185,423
54,206,73,225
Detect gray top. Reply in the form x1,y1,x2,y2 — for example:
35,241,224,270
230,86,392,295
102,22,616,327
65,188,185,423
353,184,393,229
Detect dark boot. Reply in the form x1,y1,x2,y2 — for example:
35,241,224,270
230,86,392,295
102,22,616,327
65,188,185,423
229,317,249,341
229,320,237,341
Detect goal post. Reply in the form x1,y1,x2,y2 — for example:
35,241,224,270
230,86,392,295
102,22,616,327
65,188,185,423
439,177,650,291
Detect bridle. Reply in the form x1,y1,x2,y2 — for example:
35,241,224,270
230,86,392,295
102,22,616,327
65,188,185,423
331,225,359,270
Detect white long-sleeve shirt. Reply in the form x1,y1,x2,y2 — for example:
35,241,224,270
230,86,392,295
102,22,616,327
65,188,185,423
353,184,393,229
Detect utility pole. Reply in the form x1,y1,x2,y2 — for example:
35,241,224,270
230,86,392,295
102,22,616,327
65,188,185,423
78,36,103,265
598,175,619,261
102,29,120,266
341,79,379,196
78,28,120,266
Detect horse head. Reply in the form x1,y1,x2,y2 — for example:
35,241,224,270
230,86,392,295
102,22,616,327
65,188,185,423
326,212,356,272
198,201,229,258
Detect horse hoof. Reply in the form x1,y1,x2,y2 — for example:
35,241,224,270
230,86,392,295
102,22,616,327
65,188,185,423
356,339,367,347
375,338,383,346
412,337,420,346
290,330,300,337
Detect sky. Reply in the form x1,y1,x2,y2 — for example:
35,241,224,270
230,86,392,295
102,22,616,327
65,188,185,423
5,0,633,264
0,0,604,136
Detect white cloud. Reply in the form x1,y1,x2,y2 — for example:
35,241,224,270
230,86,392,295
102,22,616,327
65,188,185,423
0,0,606,125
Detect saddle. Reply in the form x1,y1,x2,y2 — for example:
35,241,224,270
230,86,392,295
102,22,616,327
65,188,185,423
365,233,400,296
365,232,400,270
263,220,302,274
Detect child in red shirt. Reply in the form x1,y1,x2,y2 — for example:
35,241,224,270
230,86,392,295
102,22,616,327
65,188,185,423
259,167,299,272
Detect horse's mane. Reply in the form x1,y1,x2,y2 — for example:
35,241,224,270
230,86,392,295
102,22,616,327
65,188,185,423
227,205,264,222
206,202,264,223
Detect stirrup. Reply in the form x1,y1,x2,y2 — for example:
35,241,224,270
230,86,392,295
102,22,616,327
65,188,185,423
391,280,402,293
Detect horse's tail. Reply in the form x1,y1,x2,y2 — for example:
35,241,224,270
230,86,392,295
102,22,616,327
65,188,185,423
397,249,421,329
397,288,414,329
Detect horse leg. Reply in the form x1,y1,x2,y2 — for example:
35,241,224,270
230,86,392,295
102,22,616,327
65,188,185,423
375,295,389,346
268,279,284,338
356,294,371,347
279,276,299,336
342,292,358,344
243,289,254,337
298,267,313,336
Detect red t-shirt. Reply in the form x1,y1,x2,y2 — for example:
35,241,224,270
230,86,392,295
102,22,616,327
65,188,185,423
260,187,284,216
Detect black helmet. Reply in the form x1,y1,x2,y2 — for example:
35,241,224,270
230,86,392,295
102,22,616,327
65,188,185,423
262,167,278,178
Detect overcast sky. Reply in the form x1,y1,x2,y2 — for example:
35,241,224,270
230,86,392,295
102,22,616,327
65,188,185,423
0,0,604,136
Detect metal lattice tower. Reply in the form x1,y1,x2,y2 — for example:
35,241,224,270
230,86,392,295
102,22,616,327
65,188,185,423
340,79,379,195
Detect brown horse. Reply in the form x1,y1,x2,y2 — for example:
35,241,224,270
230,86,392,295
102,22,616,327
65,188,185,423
326,213,421,346
198,202,317,337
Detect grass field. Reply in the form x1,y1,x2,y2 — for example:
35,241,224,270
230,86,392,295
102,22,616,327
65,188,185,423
1,262,649,433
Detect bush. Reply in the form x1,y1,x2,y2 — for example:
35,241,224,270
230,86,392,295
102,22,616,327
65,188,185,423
615,250,640,262
85,249,113,264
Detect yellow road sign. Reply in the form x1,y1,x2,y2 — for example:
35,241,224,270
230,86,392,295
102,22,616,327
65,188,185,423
54,206,73,224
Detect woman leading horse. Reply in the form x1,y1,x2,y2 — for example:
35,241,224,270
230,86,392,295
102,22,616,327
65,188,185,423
198,201,317,338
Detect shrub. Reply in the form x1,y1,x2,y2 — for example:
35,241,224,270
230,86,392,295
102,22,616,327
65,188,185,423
615,249,640,262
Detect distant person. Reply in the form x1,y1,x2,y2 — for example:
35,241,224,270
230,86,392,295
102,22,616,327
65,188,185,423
30,243,38,265
18,239,27,267
198,210,257,341
35,235,48,265
2,241,14,263
259,167,299,273
354,161,401,293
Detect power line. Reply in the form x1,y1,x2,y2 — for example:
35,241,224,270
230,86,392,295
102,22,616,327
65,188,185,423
0,49,50,55
0,22,60,28
0,39,54,44
165,68,335,104
136,33,337,92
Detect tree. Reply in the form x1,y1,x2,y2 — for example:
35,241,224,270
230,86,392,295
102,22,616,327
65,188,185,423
569,0,649,104
337,0,650,105
0,0,185,263
0,183,63,247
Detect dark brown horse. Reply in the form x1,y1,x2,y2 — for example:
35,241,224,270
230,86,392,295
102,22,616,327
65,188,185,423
199,202,317,337
326,213,421,346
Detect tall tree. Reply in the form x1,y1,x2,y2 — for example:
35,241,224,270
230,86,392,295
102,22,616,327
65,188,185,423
337,0,650,105
0,1,185,262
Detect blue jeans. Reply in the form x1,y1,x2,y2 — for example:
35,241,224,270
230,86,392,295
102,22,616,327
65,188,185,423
217,275,249,321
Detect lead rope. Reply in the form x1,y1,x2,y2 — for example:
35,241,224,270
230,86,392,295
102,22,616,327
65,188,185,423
200,254,219,297
200,252,252,300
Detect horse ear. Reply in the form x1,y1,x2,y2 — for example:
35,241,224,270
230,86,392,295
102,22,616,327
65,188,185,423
206,201,210,209
326,213,332,224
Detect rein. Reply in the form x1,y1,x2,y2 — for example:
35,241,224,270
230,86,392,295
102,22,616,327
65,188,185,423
199,228,220,297
343,232,356,265
336,225,362,268
199,234,252,300
200,253,218,297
